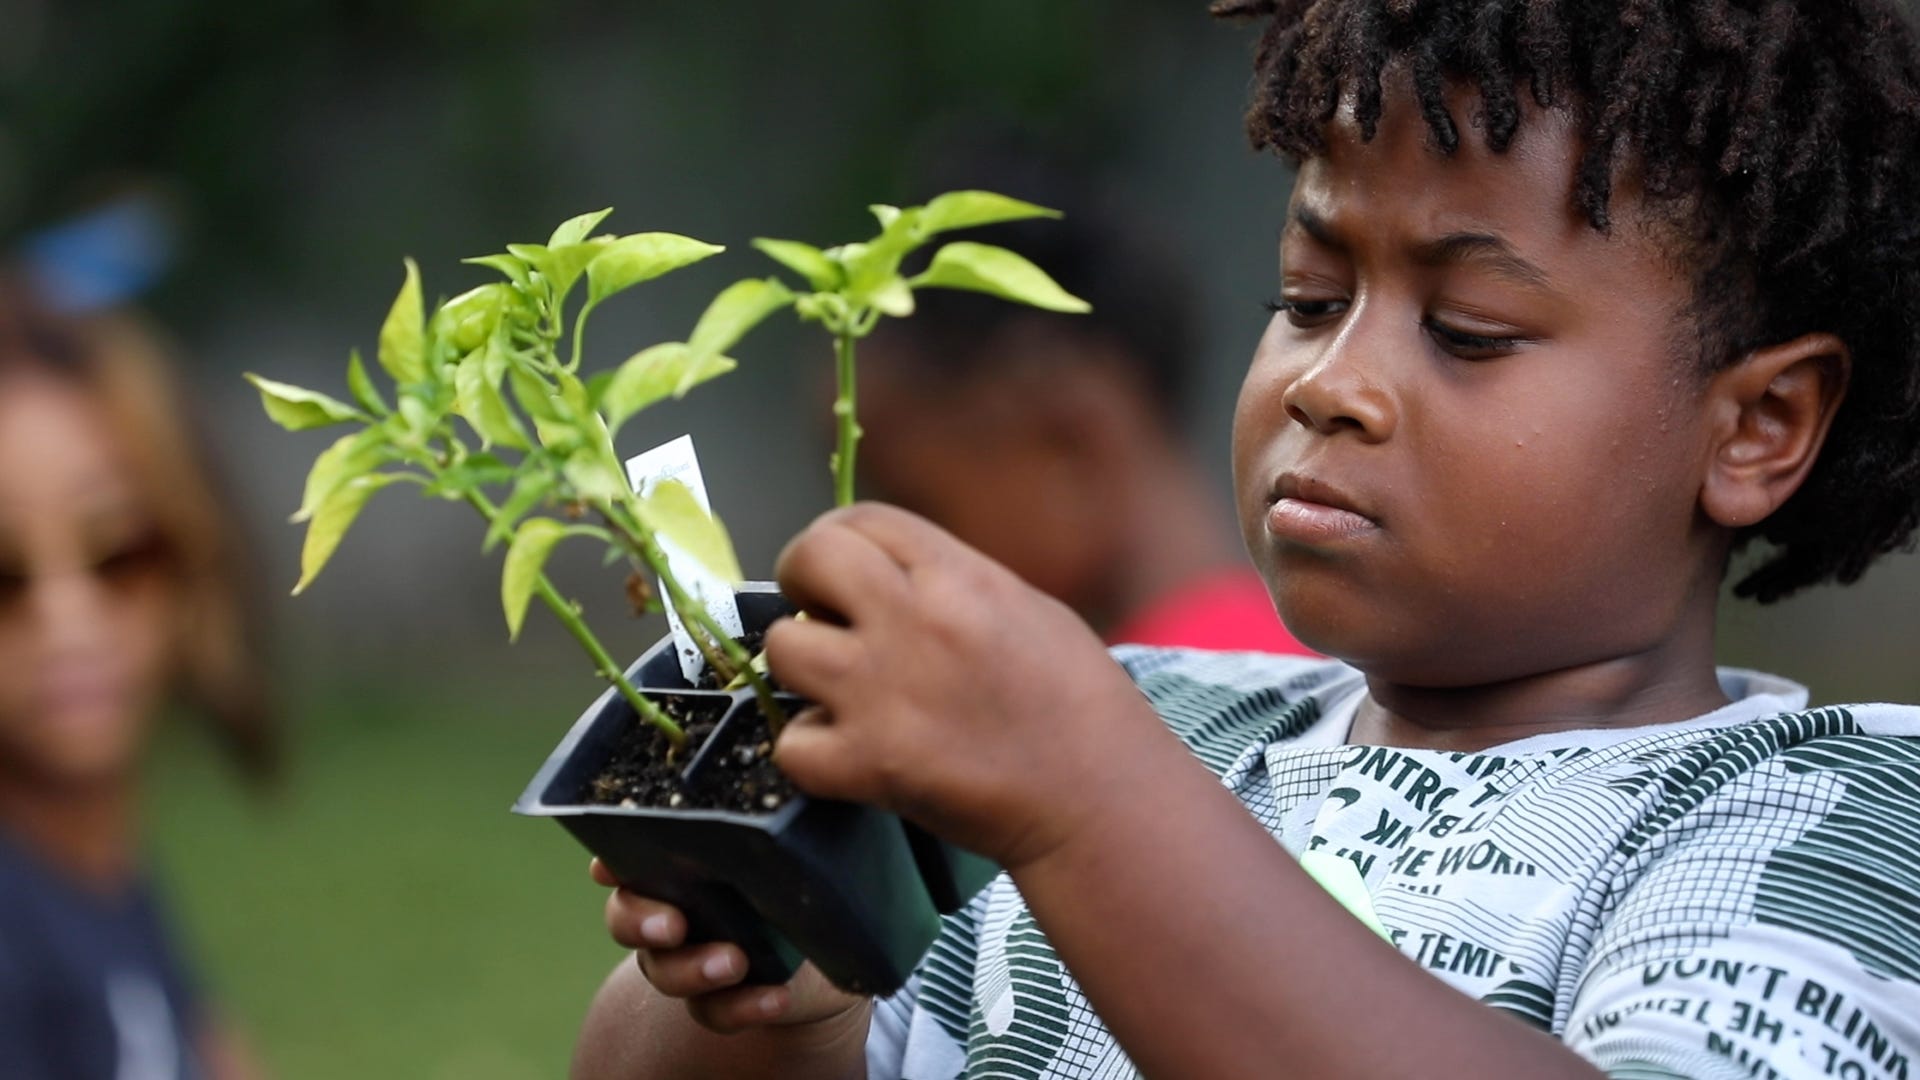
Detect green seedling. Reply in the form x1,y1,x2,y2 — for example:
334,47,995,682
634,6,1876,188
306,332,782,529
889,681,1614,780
703,190,1091,507
247,192,1089,756
247,210,781,751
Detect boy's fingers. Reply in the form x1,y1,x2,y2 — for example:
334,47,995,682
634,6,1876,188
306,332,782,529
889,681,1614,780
588,857,617,888
775,511,910,623
825,502,956,573
685,983,793,1034
764,617,864,703
605,889,686,951
773,707,872,804
637,942,750,1000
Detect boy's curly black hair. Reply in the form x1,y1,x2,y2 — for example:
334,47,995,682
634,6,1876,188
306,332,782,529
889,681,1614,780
1211,0,1920,603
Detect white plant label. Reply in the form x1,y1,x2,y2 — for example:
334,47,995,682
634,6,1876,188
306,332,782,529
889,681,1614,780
626,435,744,683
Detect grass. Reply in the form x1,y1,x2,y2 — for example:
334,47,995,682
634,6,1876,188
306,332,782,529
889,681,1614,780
146,665,626,1079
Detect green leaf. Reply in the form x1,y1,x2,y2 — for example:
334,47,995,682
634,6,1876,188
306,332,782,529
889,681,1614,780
585,369,614,404
844,208,926,296
485,470,556,552
245,374,365,431
918,190,1061,235
793,294,831,324
555,368,593,417
751,238,842,290
585,233,725,308
425,454,516,499
295,474,403,595
507,240,611,307
454,344,530,450
548,208,614,249
293,428,388,523
345,349,389,416
870,276,915,318
672,351,736,398
637,477,743,583
508,366,561,422
462,253,533,290
870,204,903,228
378,259,428,385
525,370,588,454
532,414,581,455
601,343,739,432
438,283,513,354
562,447,625,502
397,395,437,442
501,518,600,640
909,242,1092,314
689,277,795,356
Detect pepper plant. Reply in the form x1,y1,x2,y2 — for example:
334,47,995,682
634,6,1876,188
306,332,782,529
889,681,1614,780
246,193,1088,762
247,209,783,752
710,191,1091,506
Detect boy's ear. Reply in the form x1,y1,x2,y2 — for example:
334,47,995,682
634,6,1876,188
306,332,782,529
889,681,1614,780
1700,332,1851,529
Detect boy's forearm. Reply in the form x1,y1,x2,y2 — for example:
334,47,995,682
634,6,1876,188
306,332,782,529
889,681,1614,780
1005,729,1603,1080
571,961,871,1080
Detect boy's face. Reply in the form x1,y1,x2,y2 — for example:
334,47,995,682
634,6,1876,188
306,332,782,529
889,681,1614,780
1234,87,1729,687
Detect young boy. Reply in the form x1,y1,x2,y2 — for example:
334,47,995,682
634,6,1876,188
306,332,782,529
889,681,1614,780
573,1,1920,1077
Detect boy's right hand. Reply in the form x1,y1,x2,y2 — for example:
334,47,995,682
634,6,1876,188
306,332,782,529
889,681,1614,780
591,858,866,1034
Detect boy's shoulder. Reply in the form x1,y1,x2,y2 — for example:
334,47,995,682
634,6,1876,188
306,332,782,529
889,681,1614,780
1109,646,1360,774
1107,644,1920,777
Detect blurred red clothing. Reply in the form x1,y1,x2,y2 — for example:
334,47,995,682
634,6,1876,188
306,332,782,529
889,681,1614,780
1107,569,1313,655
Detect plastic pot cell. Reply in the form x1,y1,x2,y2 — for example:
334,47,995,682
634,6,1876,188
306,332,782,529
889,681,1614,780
514,584,998,995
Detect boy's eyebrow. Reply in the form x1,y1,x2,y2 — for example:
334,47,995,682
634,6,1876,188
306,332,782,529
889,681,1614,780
1411,233,1554,290
1290,207,1343,250
1289,207,1554,291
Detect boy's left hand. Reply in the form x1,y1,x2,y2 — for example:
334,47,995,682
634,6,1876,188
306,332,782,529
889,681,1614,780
765,503,1172,873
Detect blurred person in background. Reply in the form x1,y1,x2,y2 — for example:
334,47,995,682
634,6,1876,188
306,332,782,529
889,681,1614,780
0,201,273,1079
856,137,1309,653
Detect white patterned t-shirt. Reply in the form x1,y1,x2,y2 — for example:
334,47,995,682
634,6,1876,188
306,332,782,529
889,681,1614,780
866,650,1920,1080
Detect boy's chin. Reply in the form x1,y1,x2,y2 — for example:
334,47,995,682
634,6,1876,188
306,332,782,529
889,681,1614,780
1273,590,1518,687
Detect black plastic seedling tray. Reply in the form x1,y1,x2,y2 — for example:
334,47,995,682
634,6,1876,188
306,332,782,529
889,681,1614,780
514,585,999,994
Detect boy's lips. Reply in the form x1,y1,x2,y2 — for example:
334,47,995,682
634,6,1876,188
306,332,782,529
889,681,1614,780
1266,474,1381,545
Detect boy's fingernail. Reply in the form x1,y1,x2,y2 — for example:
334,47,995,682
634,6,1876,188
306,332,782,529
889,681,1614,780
759,990,785,1017
702,952,738,981
640,914,673,944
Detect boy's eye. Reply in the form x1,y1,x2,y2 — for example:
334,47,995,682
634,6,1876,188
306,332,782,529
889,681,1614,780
1264,296,1531,357
1265,297,1348,325
1424,319,1526,358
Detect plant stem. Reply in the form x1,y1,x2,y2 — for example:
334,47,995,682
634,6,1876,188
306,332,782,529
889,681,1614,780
463,490,685,749
569,300,593,372
681,613,739,684
595,496,790,736
633,529,790,736
532,577,684,749
832,330,860,507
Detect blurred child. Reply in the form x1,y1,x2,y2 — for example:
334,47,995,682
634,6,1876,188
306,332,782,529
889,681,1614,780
858,144,1306,654
0,282,273,1080
577,1,1920,1077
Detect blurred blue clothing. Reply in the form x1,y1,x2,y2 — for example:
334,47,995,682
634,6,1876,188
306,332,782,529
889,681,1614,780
0,831,204,1080
18,194,176,314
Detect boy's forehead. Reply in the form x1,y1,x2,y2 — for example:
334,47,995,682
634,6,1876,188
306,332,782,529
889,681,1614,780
1284,80,1697,311
1289,81,1651,264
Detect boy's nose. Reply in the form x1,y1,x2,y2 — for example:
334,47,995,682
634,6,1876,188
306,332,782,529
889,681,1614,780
1280,317,1397,442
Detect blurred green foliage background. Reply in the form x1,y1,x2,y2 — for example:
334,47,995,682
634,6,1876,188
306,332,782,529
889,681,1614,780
7,1,1918,1075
